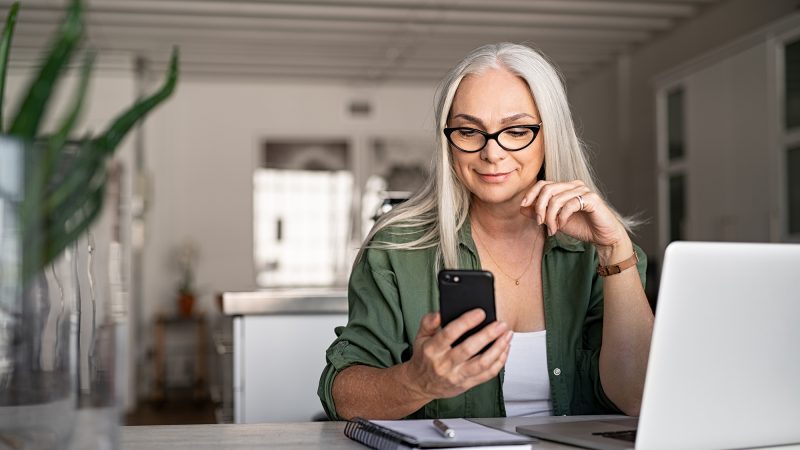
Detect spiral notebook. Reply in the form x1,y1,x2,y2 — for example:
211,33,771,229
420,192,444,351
344,417,534,449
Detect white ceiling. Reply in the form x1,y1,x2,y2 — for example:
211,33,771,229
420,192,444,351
4,0,723,84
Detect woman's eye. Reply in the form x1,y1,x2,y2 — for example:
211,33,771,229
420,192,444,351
505,128,532,138
457,129,477,137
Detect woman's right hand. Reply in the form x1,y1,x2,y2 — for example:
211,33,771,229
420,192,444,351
402,310,513,401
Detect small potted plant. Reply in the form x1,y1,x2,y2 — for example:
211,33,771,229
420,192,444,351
173,239,200,317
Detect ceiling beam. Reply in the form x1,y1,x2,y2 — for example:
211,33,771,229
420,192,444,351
14,2,675,30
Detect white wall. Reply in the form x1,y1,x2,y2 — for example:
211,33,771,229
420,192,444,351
139,79,437,353
682,42,771,242
568,0,798,261
569,65,625,207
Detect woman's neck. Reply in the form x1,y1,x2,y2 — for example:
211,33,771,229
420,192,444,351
470,195,539,239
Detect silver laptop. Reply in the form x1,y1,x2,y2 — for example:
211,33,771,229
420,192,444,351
517,242,800,450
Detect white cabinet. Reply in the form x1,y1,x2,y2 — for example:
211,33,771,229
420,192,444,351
224,290,347,423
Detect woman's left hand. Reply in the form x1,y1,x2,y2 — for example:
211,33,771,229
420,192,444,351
520,180,628,249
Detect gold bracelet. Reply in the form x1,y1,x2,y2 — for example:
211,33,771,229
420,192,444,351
596,251,638,277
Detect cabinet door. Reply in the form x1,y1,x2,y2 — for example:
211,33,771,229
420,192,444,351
234,314,346,423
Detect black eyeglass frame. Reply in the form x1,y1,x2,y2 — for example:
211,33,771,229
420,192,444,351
443,123,543,153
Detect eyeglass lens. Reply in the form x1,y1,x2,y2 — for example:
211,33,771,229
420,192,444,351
450,127,536,152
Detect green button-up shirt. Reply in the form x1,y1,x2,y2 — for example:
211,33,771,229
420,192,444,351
318,220,647,419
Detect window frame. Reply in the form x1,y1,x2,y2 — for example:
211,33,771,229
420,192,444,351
656,82,689,254
774,27,800,242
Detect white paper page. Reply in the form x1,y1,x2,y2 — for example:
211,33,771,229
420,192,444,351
371,418,532,448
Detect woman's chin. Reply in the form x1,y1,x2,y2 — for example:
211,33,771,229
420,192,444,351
471,188,524,206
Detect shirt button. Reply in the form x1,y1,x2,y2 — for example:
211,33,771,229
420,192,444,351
553,368,561,376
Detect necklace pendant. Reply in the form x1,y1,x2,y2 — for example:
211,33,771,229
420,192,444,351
515,279,520,286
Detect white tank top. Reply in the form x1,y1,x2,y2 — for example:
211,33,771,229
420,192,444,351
502,330,554,417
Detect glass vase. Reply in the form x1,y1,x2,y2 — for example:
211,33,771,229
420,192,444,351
0,135,126,449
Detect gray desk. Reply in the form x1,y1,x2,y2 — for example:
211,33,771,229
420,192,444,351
121,416,800,449
121,416,618,449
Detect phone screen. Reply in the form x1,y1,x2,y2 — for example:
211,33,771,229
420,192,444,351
437,269,497,349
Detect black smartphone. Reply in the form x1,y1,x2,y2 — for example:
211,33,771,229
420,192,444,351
437,269,497,350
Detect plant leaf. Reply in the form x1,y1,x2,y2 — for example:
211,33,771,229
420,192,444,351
44,49,94,176
0,1,20,132
8,0,83,140
94,46,179,154
39,179,105,275
43,137,101,213
47,164,106,235
23,150,106,282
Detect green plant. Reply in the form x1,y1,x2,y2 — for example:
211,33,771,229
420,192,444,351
0,0,179,283
173,239,199,297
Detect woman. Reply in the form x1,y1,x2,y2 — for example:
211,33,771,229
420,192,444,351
318,43,654,420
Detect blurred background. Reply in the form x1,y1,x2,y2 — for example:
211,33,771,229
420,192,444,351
2,0,798,426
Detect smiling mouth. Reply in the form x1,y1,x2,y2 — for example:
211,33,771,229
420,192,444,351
476,171,513,183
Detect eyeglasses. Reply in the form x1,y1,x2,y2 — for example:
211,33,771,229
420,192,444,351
443,123,542,153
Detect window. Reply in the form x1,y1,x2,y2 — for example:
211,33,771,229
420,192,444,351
659,86,688,248
788,146,800,235
668,174,686,242
784,39,800,129
254,141,352,287
784,38,800,238
667,89,685,161
253,137,432,287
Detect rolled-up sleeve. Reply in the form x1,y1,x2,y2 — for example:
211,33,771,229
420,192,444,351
317,247,409,420
573,244,647,414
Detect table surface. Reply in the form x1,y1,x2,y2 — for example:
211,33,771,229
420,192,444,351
121,416,620,449
121,415,800,450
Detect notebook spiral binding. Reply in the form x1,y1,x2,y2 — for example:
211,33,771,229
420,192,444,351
344,417,416,450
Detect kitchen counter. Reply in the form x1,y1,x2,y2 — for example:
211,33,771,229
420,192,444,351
222,288,348,315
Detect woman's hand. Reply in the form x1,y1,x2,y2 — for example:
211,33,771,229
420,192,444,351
402,310,512,401
519,180,629,252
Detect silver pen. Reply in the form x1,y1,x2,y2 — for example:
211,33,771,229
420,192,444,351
433,419,456,438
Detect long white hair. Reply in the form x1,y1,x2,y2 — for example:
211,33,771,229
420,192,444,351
359,42,633,269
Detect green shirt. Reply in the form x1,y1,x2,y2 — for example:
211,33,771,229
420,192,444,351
318,220,647,419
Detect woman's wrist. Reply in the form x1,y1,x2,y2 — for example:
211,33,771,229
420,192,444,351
595,234,634,266
397,361,433,406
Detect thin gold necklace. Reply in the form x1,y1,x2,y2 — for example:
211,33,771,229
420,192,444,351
472,222,540,286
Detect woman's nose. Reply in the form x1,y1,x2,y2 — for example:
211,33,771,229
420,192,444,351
480,138,506,163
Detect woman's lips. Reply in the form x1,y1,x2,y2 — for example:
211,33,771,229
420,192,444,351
476,170,512,183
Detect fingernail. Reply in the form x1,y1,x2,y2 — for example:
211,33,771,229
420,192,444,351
536,214,543,225
547,226,554,236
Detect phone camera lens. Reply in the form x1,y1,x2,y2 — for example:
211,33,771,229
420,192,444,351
453,276,460,283
444,274,451,281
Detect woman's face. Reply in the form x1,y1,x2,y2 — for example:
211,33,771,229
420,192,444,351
448,67,544,207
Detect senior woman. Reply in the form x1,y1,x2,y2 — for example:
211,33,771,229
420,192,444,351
318,43,654,420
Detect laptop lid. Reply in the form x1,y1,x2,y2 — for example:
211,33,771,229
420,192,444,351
517,242,800,450
636,242,800,449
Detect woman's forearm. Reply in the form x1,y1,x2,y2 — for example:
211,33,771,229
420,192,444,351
332,311,511,420
332,363,432,420
597,240,655,416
